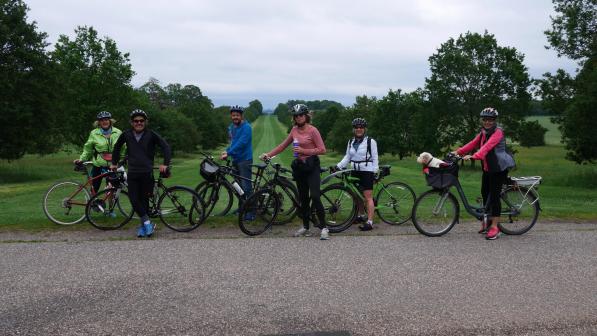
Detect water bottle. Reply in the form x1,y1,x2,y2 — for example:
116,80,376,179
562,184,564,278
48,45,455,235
232,181,244,196
292,138,299,158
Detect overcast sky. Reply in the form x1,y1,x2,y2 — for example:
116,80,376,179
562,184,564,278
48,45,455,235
27,0,577,109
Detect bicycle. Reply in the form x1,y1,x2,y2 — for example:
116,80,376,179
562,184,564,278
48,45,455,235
411,153,542,237
195,153,299,224
86,167,206,232
319,165,416,233
237,159,343,236
42,161,121,225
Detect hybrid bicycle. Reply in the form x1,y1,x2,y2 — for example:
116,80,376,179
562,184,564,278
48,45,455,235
318,165,416,233
86,167,205,232
412,154,542,237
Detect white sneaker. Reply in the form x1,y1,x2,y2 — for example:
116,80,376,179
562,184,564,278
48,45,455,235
320,228,330,240
293,227,311,237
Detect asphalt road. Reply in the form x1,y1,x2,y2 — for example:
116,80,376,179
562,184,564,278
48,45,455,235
1,223,596,336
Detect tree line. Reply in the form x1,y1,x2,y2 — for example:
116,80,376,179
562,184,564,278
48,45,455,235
274,0,596,164
0,0,264,160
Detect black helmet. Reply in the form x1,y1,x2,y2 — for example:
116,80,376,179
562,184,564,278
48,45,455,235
130,109,148,120
352,118,367,128
291,104,309,116
230,105,244,114
480,107,498,118
97,111,112,119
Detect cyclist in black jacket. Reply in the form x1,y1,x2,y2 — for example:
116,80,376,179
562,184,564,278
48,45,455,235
111,109,171,238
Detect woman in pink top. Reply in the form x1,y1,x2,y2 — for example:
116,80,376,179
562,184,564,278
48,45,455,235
260,104,329,240
453,107,515,240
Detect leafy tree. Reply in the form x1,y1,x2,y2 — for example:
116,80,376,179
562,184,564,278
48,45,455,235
274,103,291,126
150,108,200,153
518,120,548,147
52,26,135,144
534,69,575,124
312,105,343,141
326,96,375,153
139,78,170,109
545,0,597,62
425,31,532,150
559,57,597,162
0,0,61,160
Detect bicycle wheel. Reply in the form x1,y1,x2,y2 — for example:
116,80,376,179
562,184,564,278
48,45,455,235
272,179,299,225
375,181,416,225
195,181,234,217
498,186,540,235
320,184,357,233
412,190,459,237
238,189,279,236
159,186,205,232
86,188,134,230
43,181,90,225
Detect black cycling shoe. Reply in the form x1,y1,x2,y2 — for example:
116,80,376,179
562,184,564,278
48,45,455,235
354,215,367,224
359,223,373,231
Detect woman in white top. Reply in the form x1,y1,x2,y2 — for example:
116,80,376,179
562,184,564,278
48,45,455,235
335,118,379,231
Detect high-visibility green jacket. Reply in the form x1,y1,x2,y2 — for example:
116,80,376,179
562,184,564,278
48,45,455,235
79,127,124,167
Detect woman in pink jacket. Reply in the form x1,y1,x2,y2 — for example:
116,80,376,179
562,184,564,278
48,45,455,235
260,104,329,240
454,107,515,240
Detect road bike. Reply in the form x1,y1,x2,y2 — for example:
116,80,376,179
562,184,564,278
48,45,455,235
318,165,416,233
411,154,542,237
86,167,205,232
42,161,120,225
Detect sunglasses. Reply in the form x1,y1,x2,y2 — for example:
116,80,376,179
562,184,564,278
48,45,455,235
481,118,496,122
353,126,365,129
132,119,146,124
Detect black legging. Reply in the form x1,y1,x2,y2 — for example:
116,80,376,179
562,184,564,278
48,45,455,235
481,170,508,217
292,162,326,230
127,172,154,223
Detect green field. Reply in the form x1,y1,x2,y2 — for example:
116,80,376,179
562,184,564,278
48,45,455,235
1,115,595,232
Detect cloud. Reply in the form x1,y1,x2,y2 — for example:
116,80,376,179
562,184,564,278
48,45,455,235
26,0,578,108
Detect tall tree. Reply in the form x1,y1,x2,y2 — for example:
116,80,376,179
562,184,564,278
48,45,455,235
0,0,60,160
425,31,532,150
52,26,135,144
545,0,597,62
539,0,597,163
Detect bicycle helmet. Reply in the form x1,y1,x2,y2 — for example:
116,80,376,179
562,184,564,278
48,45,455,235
230,105,244,113
96,111,112,119
291,104,309,116
352,118,367,128
130,109,148,120
480,107,498,118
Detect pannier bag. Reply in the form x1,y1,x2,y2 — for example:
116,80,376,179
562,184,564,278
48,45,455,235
425,162,459,189
200,159,219,182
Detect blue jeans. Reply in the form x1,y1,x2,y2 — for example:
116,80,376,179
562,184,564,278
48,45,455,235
233,160,253,200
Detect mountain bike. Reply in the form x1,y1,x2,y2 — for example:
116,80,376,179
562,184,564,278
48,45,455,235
319,165,416,233
42,161,120,225
237,159,346,236
411,154,542,237
86,167,205,232
195,153,299,224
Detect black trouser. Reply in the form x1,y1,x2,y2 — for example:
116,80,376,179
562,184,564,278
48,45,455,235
127,172,154,223
481,170,508,217
292,158,325,230
91,166,109,193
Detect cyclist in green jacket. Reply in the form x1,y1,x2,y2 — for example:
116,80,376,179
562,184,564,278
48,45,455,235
73,111,123,193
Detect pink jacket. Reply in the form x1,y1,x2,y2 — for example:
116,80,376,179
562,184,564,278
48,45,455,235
457,127,505,172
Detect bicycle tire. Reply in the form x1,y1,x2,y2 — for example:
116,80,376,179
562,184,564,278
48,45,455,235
43,181,90,225
271,179,299,225
320,183,357,233
86,188,134,230
498,186,540,235
412,190,459,237
159,186,205,232
375,181,416,225
195,181,234,217
238,189,280,236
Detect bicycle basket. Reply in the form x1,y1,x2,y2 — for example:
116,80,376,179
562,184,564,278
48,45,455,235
425,162,459,189
200,159,219,182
